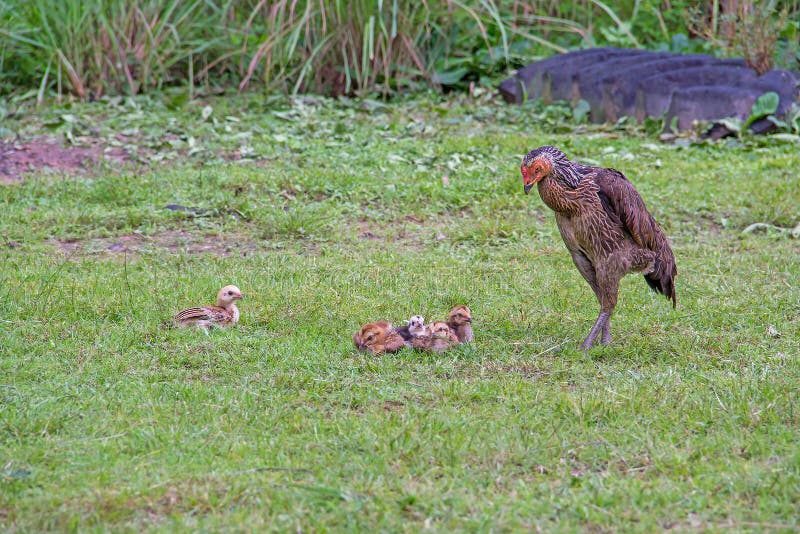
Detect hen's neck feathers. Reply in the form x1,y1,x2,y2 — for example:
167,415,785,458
537,172,586,215
551,156,585,189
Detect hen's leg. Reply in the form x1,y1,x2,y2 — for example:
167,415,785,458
570,251,600,296
581,267,620,351
570,251,609,350
579,312,611,350
600,319,612,345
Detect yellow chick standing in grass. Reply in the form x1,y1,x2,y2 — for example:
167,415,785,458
173,285,243,331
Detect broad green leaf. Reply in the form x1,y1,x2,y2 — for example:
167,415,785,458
746,92,779,127
770,133,800,143
433,68,469,86
572,99,590,123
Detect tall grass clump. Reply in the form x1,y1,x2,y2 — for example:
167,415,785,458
1,0,797,99
0,0,237,99
688,0,799,74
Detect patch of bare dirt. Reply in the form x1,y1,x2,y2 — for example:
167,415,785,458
357,219,381,240
356,217,439,252
54,230,259,258
0,138,129,183
382,400,406,413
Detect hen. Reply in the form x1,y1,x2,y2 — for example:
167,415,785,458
521,146,677,350
412,321,458,353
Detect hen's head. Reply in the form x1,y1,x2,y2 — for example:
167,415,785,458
217,285,243,306
407,315,424,328
521,146,566,194
447,305,472,326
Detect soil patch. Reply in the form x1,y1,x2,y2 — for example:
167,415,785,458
356,217,446,252
0,137,129,183
55,230,259,258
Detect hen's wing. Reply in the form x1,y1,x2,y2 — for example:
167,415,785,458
592,168,677,307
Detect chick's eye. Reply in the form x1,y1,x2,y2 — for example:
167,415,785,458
228,291,233,295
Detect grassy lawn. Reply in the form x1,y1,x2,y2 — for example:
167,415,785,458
1,94,799,532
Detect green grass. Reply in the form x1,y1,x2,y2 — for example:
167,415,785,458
1,94,799,532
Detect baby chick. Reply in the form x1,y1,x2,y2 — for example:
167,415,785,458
410,334,431,351
352,321,390,351
353,321,405,355
446,305,474,343
395,314,429,343
173,285,243,330
430,321,458,352
412,321,457,353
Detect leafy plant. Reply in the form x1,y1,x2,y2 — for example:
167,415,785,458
745,91,780,128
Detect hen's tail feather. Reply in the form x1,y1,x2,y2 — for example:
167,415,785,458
644,255,677,308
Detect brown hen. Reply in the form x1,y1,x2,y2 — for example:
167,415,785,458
521,146,677,350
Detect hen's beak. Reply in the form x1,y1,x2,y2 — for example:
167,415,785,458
524,183,533,195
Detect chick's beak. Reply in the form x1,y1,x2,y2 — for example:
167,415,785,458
235,293,243,300
466,317,472,323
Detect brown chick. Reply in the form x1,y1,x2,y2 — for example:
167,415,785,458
353,321,392,351
429,321,458,353
173,285,243,330
446,305,474,343
411,333,432,351
354,321,405,355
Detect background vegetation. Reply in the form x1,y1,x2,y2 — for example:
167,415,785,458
1,0,798,100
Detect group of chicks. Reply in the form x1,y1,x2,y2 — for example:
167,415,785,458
171,286,474,355
352,305,474,355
